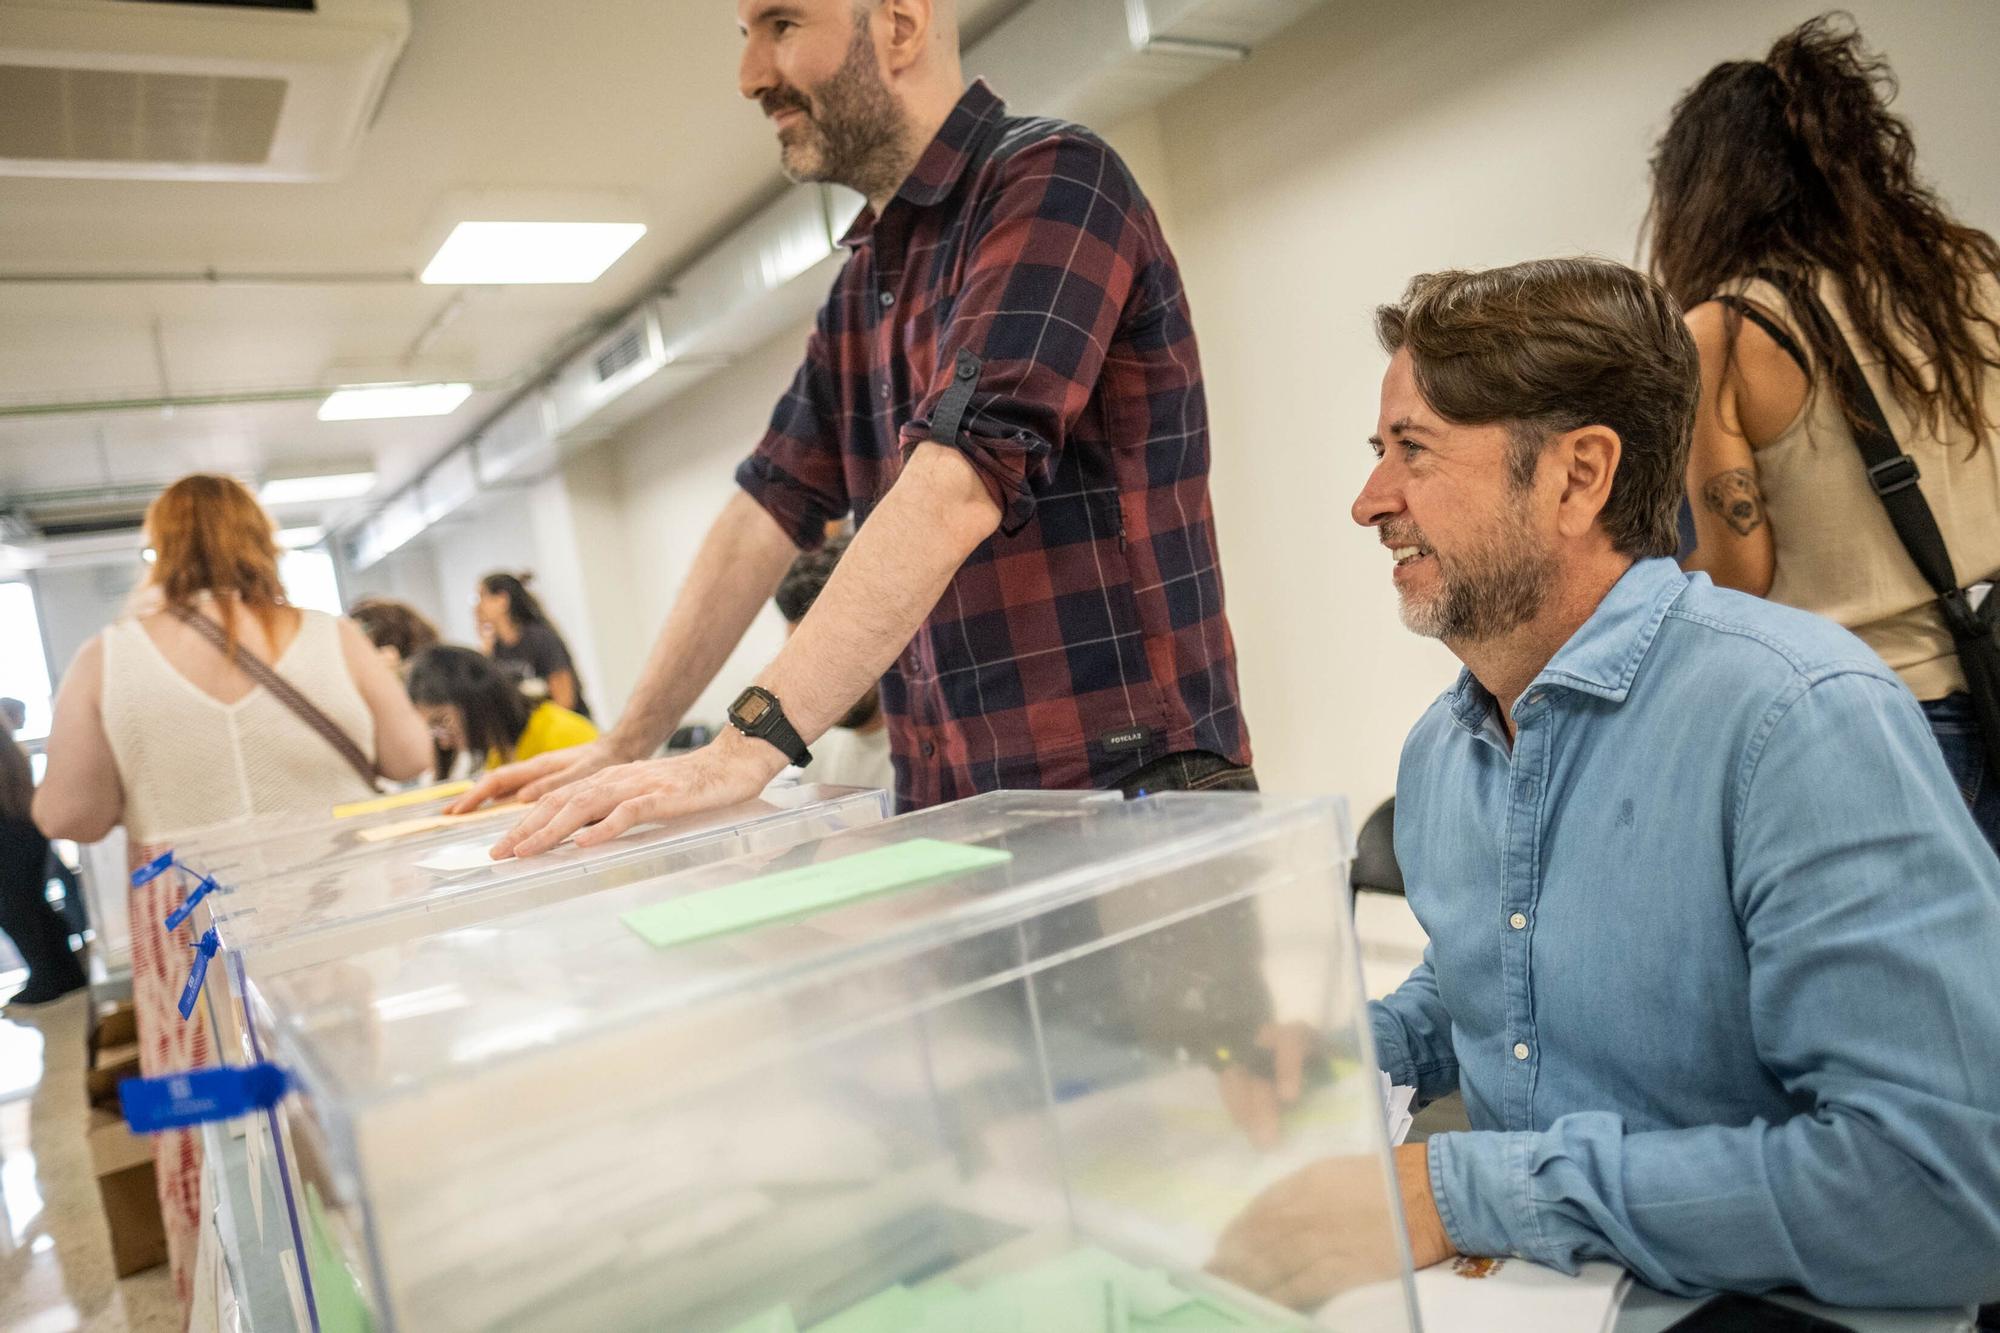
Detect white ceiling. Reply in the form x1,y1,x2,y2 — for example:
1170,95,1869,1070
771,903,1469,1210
0,0,1017,528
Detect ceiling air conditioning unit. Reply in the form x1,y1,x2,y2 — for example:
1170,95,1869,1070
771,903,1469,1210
0,0,411,182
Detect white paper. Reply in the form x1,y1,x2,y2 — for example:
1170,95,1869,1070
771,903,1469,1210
414,840,514,874
1412,1257,1631,1333
1381,1072,1417,1146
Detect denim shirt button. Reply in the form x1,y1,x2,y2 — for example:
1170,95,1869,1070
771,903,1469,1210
1513,1042,1530,1061
1509,912,1528,930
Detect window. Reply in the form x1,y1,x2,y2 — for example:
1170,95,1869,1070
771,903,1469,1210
0,580,53,742
281,548,344,617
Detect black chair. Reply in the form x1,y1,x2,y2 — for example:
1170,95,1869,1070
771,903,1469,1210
666,724,713,755
1350,797,1404,898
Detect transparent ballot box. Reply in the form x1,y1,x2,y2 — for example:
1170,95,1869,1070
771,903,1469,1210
168,780,529,888
194,785,888,1064
256,790,1416,1333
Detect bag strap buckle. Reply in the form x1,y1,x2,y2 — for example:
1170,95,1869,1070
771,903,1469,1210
1866,454,1921,497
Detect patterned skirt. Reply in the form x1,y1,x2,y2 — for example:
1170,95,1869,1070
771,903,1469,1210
128,842,213,1319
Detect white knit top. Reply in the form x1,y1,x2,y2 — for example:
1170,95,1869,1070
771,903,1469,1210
100,609,376,844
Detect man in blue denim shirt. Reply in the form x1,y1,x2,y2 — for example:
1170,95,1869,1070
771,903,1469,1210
1212,259,2000,1309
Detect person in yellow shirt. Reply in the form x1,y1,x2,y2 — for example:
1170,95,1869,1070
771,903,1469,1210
404,645,597,775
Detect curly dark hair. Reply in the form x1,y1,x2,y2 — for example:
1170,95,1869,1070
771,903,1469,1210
1645,12,2000,450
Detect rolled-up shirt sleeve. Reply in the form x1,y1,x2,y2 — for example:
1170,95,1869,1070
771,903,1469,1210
900,132,1148,534
1426,671,2000,1305
737,302,850,551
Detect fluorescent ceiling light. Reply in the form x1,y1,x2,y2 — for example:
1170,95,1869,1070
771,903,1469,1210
277,525,326,548
259,472,378,506
317,382,472,421
421,221,647,285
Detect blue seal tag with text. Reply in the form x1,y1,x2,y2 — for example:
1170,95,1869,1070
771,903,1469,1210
120,1063,289,1134
131,850,176,888
163,876,218,933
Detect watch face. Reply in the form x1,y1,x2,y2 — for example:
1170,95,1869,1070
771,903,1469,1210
735,692,771,725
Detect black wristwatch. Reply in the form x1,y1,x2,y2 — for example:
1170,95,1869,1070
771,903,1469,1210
727,686,812,768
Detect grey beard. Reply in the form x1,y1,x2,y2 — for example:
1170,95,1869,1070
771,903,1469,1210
1398,505,1556,643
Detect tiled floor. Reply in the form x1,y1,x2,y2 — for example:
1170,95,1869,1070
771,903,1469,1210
0,988,182,1333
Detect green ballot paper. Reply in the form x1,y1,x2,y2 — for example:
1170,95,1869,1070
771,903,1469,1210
620,839,1013,949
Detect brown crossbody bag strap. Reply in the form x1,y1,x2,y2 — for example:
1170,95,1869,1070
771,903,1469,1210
170,605,384,790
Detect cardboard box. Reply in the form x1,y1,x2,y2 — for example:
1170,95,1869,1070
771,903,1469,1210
85,1043,140,1110
85,1000,141,1110
87,1107,167,1277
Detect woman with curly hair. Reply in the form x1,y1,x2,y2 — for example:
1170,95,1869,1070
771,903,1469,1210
1647,12,2000,846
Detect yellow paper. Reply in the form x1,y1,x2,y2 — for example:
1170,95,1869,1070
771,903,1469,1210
353,802,524,843
332,780,474,820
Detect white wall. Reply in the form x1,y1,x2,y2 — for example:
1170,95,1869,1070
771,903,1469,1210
32,563,138,682
569,0,2000,811
597,328,811,733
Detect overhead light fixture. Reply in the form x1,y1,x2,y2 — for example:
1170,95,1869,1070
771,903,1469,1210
421,221,647,285
277,526,326,548
259,472,378,506
317,382,472,421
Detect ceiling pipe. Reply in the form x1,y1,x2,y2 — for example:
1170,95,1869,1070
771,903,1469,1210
0,377,509,421
0,269,418,286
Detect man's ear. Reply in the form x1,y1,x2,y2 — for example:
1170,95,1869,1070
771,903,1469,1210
1553,424,1621,540
879,0,933,77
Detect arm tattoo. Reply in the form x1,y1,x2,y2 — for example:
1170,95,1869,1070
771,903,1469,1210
1701,468,1766,537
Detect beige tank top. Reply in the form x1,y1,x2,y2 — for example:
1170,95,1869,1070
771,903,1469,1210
1732,273,2000,700
100,608,376,843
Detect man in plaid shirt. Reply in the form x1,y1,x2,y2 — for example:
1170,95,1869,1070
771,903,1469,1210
464,0,1253,851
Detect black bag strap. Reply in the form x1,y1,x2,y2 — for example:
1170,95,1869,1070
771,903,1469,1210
1758,271,1970,608
1710,295,1810,377
171,605,383,789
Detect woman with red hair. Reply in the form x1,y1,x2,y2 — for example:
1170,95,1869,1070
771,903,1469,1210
35,473,431,1315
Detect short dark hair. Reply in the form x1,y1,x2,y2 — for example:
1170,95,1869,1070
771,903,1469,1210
774,533,852,624
404,645,534,762
1375,257,1699,559
348,598,440,660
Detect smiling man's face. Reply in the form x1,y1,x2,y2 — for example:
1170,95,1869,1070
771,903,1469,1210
737,1,904,191
1351,349,1558,644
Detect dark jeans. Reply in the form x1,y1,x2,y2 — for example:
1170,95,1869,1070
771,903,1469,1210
1922,694,2000,854
1118,749,1260,797
46,848,87,935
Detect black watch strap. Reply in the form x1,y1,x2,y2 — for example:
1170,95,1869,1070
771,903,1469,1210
728,687,813,768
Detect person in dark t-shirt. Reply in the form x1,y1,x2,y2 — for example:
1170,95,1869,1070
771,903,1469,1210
475,572,591,720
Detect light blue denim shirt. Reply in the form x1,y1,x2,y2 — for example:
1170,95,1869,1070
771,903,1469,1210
1372,557,2000,1305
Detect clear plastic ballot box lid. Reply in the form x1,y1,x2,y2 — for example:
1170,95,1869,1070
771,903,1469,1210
257,790,1418,1333
166,781,560,888
196,783,889,977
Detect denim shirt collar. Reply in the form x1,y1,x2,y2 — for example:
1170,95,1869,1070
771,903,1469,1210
1446,558,1689,736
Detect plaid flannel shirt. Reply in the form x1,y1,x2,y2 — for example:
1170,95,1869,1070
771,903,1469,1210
737,81,1250,810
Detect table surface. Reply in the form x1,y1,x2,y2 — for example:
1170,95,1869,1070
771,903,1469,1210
1615,1286,1974,1332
